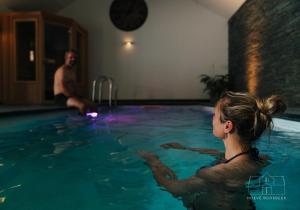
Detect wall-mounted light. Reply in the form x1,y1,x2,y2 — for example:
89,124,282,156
123,40,135,48
29,41,35,62
29,50,35,62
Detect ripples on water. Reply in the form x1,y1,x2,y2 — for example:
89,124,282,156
0,106,299,210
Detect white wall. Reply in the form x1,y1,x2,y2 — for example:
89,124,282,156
59,0,228,100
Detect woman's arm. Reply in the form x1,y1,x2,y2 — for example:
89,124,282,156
139,151,177,180
160,142,221,156
139,151,207,197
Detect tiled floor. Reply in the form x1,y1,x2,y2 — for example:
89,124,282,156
0,105,61,112
0,105,68,116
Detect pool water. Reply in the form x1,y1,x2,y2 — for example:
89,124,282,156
0,106,299,210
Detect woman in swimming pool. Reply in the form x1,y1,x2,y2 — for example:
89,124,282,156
139,91,286,210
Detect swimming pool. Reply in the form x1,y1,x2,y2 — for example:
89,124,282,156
0,106,299,210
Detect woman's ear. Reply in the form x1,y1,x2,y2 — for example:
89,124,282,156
224,120,234,133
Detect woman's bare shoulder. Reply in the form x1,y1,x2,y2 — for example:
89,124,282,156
196,157,266,183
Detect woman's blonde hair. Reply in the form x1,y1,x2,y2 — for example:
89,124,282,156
218,91,287,143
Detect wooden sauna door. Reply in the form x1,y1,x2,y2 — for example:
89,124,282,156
9,17,41,104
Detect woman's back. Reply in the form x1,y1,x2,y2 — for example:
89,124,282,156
184,156,268,210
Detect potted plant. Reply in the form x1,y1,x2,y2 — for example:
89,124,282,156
200,74,229,103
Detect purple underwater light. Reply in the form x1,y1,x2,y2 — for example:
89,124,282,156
86,112,98,118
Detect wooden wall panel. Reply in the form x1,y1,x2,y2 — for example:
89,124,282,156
0,11,88,104
0,15,11,103
0,17,3,103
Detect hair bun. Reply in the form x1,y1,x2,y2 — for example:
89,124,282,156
258,95,287,116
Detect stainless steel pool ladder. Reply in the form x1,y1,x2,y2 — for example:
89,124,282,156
92,76,117,107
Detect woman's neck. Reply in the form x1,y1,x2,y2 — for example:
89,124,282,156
223,134,250,160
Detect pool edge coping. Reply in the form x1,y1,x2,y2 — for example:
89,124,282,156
0,105,299,132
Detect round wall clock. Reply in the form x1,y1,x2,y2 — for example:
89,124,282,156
109,0,148,31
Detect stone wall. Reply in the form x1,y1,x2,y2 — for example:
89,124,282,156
229,0,300,106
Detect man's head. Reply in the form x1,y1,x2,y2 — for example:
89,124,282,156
64,50,78,67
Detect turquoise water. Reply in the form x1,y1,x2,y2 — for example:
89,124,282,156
0,106,299,210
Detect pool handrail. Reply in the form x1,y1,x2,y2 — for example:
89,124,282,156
92,75,117,107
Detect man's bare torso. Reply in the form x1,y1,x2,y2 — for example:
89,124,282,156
54,65,76,97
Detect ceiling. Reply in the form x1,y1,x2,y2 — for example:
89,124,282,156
0,0,246,19
0,0,76,13
193,0,246,19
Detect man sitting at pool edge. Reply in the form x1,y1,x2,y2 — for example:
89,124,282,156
53,49,97,115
